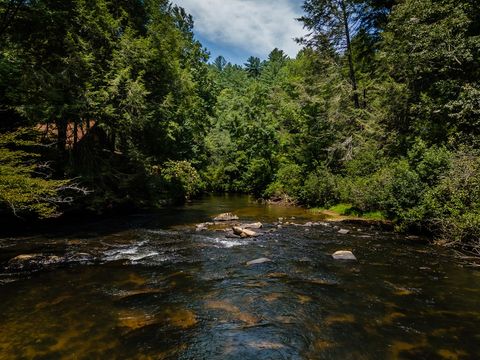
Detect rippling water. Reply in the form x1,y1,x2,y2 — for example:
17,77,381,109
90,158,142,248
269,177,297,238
0,194,479,359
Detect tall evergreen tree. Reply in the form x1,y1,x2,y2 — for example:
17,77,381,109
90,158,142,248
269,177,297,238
244,56,262,78
299,0,363,108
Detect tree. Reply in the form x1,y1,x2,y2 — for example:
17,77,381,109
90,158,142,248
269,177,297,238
264,48,289,78
0,0,26,38
244,56,263,78
213,55,227,71
0,129,88,218
382,0,480,146
299,0,363,108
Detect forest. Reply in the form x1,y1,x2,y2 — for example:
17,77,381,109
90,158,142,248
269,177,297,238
1,0,479,254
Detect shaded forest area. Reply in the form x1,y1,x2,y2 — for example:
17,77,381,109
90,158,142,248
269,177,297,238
1,0,479,253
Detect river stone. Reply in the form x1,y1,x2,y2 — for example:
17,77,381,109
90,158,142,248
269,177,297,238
232,226,257,238
7,254,64,270
338,229,350,235
332,251,357,261
232,226,244,236
246,258,272,266
10,254,38,262
243,222,263,229
213,212,239,221
242,228,257,237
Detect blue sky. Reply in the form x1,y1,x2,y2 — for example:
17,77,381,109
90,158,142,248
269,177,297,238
173,0,306,65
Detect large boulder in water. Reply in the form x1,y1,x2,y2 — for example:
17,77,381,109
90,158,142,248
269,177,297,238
332,251,357,261
213,212,239,221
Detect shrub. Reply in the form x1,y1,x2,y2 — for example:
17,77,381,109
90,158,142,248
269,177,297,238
241,158,273,197
159,160,202,202
300,165,339,207
265,162,303,199
408,139,452,186
344,142,386,177
415,150,480,250
346,160,423,219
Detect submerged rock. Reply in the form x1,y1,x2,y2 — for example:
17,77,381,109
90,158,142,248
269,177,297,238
243,222,263,229
195,222,213,232
213,212,239,221
246,257,272,266
332,250,357,261
338,229,350,235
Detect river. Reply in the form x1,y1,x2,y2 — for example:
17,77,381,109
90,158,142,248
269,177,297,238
0,194,479,359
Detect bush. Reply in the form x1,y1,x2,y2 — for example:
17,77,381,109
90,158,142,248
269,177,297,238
344,142,386,177
414,150,480,249
241,158,273,197
159,160,202,202
265,162,303,199
346,160,423,219
300,165,339,207
408,139,452,186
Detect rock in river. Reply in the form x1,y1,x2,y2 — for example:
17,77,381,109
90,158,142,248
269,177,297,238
7,254,64,270
338,229,350,235
213,212,239,221
243,222,263,229
332,251,357,261
232,226,257,238
246,258,272,266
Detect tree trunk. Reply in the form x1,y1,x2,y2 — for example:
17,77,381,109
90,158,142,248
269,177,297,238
341,0,360,109
110,131,116,152
56,118,67,154
73,119,78,147
55,118,68,175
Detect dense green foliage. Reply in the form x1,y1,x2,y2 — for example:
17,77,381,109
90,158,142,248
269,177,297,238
0,129,70,218
1,0,479,252
203,0,480,252
0,0,211,216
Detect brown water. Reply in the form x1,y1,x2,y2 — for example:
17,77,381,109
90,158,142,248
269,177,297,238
0,194,479,359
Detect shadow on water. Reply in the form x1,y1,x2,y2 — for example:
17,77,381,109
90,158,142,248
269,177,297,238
0,195,479,359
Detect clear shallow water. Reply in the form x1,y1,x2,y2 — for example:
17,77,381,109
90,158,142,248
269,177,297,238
0,194,479,359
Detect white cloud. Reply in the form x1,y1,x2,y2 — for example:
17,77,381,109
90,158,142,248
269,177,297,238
173,0,305,59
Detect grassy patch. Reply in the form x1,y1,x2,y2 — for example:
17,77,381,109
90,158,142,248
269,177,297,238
328,204,355,215
309,203,387,221
361,211,387,221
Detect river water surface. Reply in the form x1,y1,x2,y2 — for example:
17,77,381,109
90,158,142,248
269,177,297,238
1,195,479,359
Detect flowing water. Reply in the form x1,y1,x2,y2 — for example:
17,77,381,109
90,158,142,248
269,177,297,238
0,194,479,359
